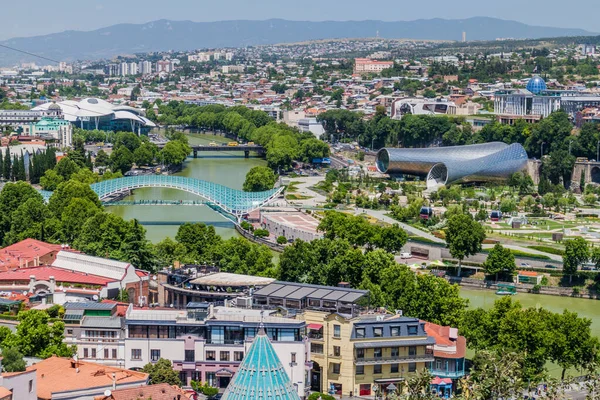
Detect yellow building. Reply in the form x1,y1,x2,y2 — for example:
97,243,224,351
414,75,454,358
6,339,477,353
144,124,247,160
301,310,435,397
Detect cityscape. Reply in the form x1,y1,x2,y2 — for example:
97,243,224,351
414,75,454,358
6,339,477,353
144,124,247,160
2,1,600,399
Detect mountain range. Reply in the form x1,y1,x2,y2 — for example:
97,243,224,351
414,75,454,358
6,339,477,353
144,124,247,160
0,17,596,66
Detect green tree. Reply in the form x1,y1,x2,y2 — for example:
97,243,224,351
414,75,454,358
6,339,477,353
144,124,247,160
110,146,134,174
563,237,589,283
4,197,51,245
2,147,10,180
483,244,516,281
39,169,64,191
2,310,73,358
142,358,181,386
54,157,80,181
300,138,330,162
48,180,102,219
60,198,102,244
276,236,288,245
445,213,486,276
0,347,26,372
160,140,191,167
94,149,109,167
375,224,408,253
114,132,142,153
133,143,156,166
175,223,222,262
243,166,277,192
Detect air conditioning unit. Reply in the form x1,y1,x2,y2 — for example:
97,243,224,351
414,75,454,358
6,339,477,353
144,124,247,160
237,297,253,309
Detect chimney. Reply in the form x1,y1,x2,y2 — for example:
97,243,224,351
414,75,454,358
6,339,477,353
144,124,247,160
112,372,116,390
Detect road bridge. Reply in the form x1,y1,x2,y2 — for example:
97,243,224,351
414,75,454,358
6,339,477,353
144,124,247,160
157,142,266,158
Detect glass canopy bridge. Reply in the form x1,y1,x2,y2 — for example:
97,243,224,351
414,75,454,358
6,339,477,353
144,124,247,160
39,175,284,217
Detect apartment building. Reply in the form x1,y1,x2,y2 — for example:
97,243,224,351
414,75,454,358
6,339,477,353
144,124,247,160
301,311,434,397
123,304,309,396
354,58,394,74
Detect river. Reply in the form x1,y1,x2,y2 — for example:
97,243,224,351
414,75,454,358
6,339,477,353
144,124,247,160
107,134,267,243
461,288,600,338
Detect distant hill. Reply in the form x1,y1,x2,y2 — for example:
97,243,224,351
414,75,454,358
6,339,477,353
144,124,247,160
0,17,595,65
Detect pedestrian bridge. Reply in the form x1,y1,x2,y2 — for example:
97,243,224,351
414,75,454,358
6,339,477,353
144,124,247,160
40,175,284,216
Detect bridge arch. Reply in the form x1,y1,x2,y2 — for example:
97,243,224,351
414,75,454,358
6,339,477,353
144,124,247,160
42,176,283,217
592,167,600,185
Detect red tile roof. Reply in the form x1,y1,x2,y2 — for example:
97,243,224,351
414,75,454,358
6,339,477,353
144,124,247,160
0,266,115,286
0,239,62,271
30,356,148,400
94,382,190,400
424,321,466,359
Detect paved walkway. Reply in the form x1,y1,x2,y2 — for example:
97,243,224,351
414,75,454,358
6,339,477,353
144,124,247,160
482,243,563,262
359,209,446,244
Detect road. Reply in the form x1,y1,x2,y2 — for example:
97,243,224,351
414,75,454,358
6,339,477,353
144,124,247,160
359,209,446,244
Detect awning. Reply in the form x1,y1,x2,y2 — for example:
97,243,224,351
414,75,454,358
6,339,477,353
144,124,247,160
215,368,234,377
307,323,323,330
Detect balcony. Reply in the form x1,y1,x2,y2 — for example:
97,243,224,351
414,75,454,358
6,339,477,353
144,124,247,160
354,354,435,365
430,369,466,379
307,333,323,341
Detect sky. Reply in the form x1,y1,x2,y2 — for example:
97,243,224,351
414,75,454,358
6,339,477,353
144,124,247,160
2,0,598,41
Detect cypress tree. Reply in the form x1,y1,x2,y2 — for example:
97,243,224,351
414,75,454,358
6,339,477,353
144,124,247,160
11,155,18,181
27,159,33,182
0,147,3,179
3,147,11,181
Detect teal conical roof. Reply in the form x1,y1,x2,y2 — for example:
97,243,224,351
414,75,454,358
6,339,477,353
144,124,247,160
222,329,300,400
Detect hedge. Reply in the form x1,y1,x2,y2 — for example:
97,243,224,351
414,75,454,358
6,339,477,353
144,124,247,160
527,245,565,256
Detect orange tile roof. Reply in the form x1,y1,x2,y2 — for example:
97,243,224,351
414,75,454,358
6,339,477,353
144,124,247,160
519,270,538,277
94,383,190,400
424,321,466,359
0,387,12,398
29,356,148,400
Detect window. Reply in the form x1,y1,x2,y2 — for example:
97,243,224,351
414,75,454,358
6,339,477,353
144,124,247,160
91,348,96,358
104,348,109,359
332,363,340,374
29,379,33,393
391,364,399,373
234,351,244,362
373,327,383,337
192,371,201,382
390,327,400,337
185,350,195,362
151,349,161,362
408,362,416,373
83,348,89,358
356,349,364,359
355,328,365,338
333,325,341,338
409,346,416,357
179,371,187,385
220,351,230,361
333,346,340,357
408,325,418,336
391,347,399,357
112,349,117,359
291,353,296,364
373,364,382,374
311,343,324,354
373,348,382,358
356,365,364,375
206,351,216,361
206,372,216,387
67,329,73,335
131,349,141,360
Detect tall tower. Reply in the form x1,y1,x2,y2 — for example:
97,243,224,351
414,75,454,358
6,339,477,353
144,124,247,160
462,32,467,42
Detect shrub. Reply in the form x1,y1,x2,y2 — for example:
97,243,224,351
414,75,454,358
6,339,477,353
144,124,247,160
531,284,541,294
253,229,269,238
276,236,288,245
540,276,549,286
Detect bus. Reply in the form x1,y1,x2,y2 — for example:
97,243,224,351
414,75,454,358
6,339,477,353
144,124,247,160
490,210,503,222
419,207,433,220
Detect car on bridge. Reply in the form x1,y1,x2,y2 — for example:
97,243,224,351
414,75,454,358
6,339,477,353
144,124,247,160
228,142,239,147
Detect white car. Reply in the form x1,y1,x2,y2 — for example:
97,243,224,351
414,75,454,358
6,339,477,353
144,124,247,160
400,252,412,259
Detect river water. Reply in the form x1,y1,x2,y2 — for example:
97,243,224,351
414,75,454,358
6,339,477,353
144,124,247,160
461,288,600,337
107,134,267,243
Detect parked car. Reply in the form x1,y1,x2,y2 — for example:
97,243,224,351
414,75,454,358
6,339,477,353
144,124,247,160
400,252,412,259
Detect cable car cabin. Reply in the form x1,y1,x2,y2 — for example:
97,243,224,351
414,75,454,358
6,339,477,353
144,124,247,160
490,210,503,222
419,207,433,220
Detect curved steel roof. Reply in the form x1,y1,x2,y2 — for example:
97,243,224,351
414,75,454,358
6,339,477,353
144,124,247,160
376,142,528,187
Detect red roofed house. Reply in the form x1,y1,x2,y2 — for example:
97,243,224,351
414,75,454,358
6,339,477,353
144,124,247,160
424,322,466,397
0,244,149,305
94,382,191,400
0,238,63,272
